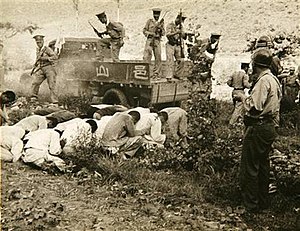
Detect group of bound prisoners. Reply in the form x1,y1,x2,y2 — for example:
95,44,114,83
0,95,188,171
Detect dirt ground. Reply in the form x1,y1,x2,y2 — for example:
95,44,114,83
1,161,248,231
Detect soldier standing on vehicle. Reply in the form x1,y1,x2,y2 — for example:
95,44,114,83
30,34,58,104
240,48,282,213
190,32,221,99
227,62,251,125
165,11,187,81
143,8,165,79
95,12,125,62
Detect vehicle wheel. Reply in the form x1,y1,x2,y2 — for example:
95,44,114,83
102,88,129,107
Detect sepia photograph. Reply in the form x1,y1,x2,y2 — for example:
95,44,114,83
1,0,300,230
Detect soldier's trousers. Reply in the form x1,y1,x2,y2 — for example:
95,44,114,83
100,38,123,62
239,123,277,211
229,90,246,125
166,43,184,80
31,65,58,103
143,39,162,77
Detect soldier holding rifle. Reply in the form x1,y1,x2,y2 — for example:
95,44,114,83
143,8,166,79
92,12,125,62
165,11,187,81
30,34,58,104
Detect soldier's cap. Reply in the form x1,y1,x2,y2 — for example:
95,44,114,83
211,32,221,38
241,62,250,66
177,12,187,19
152,8,162,14
96,11,106,18
256,35,273,48
252,48,273,68
33,34,45,40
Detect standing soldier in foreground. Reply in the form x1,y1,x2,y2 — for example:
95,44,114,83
94,12,125,62
165,11,187,81
227,62,251,125
240,48,282,213
30,34,58,104
143,8,165,79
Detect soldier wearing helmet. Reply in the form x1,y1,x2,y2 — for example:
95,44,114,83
240,48,282,213
254,35,283,77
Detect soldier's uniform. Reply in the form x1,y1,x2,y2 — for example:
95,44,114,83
165,13,187,80
143,8,165,78
227,63,251,125
31,35,58,103
96,12,125,62
240,49,282,212
190,33,221,99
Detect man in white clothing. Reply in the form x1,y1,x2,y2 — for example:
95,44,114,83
0,126,26,162
14,115,58,132
135,111,168,146
56,118,98,155
22,129,65,169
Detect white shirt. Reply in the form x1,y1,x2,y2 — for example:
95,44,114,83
0,134,24,162
14,115,47,131
24,129,61,155
136,113,166,144
0,126,25,139
57,118,92,145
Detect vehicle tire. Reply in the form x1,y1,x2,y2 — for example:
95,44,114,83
102,88,129,107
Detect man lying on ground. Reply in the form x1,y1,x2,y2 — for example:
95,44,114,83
86,104,128,119
34,107,76,123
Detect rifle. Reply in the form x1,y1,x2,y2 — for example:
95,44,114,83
88,20,107,38
178,9,185,59
150,11,168,47
30,47,46,76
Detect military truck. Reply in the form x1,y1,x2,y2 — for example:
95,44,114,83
25,37,192,108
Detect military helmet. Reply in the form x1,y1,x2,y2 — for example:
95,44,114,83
256,35,273,48
152,8,162,14
252,48,273,67
177,12,187,19
33,34,45,40
211,32,221,38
